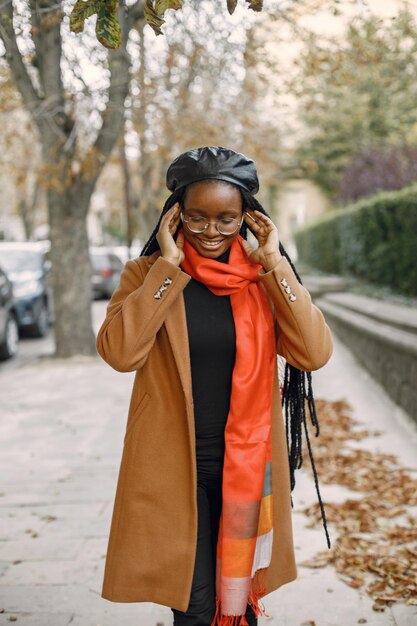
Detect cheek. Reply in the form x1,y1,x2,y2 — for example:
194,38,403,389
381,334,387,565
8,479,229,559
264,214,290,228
224,233,240,248
183,229,195,245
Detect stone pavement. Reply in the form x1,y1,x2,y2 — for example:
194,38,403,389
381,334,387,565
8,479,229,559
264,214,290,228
0,333,416,626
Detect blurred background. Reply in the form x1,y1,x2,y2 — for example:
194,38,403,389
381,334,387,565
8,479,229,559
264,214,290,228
1,0,415,415
6,0,417,249
1,2,417,625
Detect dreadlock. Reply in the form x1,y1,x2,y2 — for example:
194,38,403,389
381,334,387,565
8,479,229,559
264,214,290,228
140,187,187,257
140,181,331,549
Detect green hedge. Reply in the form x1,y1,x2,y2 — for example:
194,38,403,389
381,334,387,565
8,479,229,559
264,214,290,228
294,185,417,296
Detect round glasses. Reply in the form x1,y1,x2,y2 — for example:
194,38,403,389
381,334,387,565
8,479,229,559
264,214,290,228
180,212,243,236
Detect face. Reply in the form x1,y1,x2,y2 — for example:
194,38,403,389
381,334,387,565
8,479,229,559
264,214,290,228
181,180,243,258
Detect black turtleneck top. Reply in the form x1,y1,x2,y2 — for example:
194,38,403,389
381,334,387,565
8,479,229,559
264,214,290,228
183,247,236,476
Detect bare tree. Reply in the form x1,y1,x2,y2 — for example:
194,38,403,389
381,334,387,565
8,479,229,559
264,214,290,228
0,0,145,357
125,0,284,238
0,64,43,239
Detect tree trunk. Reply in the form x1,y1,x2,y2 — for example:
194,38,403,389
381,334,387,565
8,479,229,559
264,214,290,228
18,181,39,240
47,184,95,357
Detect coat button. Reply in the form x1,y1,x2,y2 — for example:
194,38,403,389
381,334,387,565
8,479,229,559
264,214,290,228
164,277,173,285
289,294,297,302
284,285,291,294
159,284,167,292
280,278,288,287
154,291,162,299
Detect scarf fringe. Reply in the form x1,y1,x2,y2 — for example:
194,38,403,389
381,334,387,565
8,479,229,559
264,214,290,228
248,567,270,619
210,599,250,626
210,569,270,626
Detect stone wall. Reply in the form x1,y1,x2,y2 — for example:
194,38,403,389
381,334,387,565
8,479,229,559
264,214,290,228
314,293,417,423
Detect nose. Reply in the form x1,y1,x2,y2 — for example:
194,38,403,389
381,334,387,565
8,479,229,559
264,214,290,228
205,221,220,237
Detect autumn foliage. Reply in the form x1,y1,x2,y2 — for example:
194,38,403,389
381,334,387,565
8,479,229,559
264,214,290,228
300,399,417,611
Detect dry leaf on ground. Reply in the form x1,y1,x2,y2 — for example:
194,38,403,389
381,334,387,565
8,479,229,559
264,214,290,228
299,399,417,611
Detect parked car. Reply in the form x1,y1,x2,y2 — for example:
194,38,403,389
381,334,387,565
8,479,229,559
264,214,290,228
0,265,19,360
90,247,125,299
0,242,52,337
108,244,142,265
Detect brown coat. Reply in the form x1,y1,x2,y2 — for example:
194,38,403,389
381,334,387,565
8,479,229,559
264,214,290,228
96,250,333,611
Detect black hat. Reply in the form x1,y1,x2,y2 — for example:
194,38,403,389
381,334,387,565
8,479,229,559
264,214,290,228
166,146,259,195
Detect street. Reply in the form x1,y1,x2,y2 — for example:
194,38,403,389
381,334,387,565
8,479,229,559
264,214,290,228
0,301,108,373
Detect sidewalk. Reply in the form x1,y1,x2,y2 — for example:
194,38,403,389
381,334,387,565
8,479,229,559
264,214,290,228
0,334,416,626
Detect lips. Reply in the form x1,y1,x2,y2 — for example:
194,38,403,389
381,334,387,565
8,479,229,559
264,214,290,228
196,238,225,249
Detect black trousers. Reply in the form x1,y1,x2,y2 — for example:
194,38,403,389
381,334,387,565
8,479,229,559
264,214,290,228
171,461,258,626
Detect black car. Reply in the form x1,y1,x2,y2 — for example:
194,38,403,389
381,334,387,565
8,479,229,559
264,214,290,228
0,265,19,360
0,242,52,337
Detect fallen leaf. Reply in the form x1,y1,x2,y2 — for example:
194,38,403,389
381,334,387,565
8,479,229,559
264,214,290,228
299,399,417,611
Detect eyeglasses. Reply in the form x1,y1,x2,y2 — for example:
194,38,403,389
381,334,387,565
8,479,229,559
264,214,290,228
180,212,243,236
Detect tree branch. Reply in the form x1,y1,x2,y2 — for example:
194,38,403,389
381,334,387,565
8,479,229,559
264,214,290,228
126,0,145,31
29,1,65,102
80,5,135,186
0,1,43,127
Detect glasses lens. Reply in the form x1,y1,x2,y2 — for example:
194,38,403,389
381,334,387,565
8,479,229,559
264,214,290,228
184,216,242,235
187,219,207,233
218,219,241,235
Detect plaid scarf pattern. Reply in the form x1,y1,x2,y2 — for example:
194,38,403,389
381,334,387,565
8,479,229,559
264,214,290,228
181,233,275,626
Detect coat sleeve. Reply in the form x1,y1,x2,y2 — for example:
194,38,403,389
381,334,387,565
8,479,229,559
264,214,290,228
96,255,191,372
259,255,333,372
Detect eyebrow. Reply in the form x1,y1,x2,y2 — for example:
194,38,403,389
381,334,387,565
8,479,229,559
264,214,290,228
185,208,241,215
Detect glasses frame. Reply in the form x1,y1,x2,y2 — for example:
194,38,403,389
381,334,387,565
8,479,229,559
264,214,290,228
180,211,244,236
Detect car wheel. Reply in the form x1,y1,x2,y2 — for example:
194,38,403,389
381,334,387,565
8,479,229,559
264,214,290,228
32,301,49,337
0,313,19,360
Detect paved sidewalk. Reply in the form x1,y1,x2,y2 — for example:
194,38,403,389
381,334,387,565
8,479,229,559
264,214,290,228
0,334,416,626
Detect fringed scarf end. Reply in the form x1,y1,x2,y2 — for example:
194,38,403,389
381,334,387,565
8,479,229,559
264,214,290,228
210,569,271,626
248,568,270,619
210,597,250,626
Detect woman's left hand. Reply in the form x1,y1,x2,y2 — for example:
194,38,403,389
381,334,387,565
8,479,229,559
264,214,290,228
241,209,282,271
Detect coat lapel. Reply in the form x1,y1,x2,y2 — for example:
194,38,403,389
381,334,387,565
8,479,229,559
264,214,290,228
164,291,193,408
147,250,193,407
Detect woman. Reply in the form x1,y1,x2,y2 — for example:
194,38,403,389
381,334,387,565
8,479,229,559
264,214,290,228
96,146,333,626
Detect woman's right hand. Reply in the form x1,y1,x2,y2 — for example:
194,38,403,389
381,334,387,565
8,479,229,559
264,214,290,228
156,202,184,267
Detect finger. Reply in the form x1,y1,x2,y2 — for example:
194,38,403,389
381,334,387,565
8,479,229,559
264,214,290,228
162,205,181,231
161,203,180,224
245,214,258,228
176,231,185,249
168,213,181,234
243,212,262,233
251,221,272,239
163,203,179,215
253,210,275,229
244,216,265,241
244,210,257,223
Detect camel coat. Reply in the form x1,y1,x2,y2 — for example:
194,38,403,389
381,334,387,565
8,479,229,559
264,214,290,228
96,250,333,611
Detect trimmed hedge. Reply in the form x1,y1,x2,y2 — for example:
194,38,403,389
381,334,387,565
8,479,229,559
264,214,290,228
294,185,417,296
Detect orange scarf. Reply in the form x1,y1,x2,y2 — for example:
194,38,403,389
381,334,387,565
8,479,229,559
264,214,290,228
181,233,275,626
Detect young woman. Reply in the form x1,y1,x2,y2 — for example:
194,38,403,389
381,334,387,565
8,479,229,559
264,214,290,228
96,146,333,626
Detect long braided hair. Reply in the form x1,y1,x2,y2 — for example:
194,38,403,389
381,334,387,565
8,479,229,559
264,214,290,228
140,181,331,549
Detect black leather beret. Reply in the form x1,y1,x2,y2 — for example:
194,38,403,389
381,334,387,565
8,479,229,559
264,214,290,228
166,146,259,195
